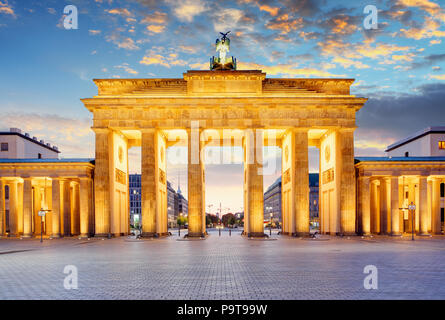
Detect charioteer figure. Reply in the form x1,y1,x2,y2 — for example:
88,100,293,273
210,31,237,70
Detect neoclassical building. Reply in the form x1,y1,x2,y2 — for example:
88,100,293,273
0,69,444,239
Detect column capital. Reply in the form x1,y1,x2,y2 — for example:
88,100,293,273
92,127,110,134
337,127,357,133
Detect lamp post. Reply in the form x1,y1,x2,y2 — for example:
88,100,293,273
38,209,50,243
269,212,273,236
408,202,416,241
178,213,182,237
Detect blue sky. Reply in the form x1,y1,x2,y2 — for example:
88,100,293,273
1,0,444,213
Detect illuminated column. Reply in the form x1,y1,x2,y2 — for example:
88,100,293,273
22,178,33,238
294,130,309,236
51,178,61,238
390,176,401,236
9,181,18,237
427,179,432,233
71,182,80,235
379,178,389,235
141,129,157,237
62,180,71,236
187,127,205,237
358,176,371,235
418,176,429,235
93,128,111,237
244,128,264,237
0,179,4,236
370,180,380,234
79,178,92,238
338,129,356,235
432,178,441,234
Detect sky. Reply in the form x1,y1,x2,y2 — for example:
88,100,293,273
1,0,444,215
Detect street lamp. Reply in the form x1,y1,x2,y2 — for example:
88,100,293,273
269,212,273,236
178,213,182,237
408,202,416,241
38,208,50,243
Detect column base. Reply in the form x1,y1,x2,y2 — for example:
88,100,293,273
362,232,372,237
95,233,113,238
141,232,158,238
417,233,431,237
50,233,60,238
248,232,268,238
391,232,402,236
79,233,89,238
292,232,310,237
341,232,357,236
22,234,33,238
185,232,206,238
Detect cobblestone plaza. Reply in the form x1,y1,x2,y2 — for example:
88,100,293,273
1,230,445,300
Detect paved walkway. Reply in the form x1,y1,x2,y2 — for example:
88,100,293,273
1,231,444,300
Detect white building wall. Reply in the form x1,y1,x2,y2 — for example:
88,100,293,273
387,133,445,157
0,133,59,159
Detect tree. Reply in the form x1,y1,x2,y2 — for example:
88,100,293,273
222,213,235,227
177,216,187,226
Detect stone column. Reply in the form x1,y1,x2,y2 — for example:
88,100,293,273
427,179,432,233
62,180,71,236
141,129,157,236
294,129,309,237
338,129,356,235
51,178,61,238
22,178,33,238
71,182,80,235
244,128,264,237
187,127,205,237
0,179,4,236
418,176,429,235
358,176,371,235
8,181,18,237
432,178,441,234
370,180,380,234
93,128,111,237
390,176,401,236
379,178,389,235
79,178,91,238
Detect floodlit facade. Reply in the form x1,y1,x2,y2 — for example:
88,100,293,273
81,69,366,237
1,68,444,239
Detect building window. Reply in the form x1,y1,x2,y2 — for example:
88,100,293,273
441,183,444,198
404,151,409,157
4,185,9,200
1,143,8,151
439,141,445,150
38,153,42,159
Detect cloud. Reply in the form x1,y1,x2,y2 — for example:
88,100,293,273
106,33,140,50
165,0,207,22
355,83,445,155
266,14,303,34
212,8,252,33
429,74,445,80
141,11,168,24
115,63,139,75
0,0,15,18
107,8,133,17
0,113,94,158
89,29,101,35
146,25,165,33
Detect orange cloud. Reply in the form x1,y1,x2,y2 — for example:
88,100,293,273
107,8,133,17
146,25,165,33
141,11,168,24
266,14,303,34
259,5,279,16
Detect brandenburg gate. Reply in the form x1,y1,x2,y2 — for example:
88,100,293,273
81,69,367,238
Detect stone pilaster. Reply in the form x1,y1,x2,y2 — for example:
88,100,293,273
294,129,309,237
22,178,33,238
187,127,205,237
93,128,111,237
370,180,380,234
390,176,401,236
141,129,157,237
338,129,356,235
0,179,4,236
358,176,371,235
244,128,264,237
418,176,429,235
79,178,91,238
51,178,61,238
432,178,442,234
71,182,80,236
